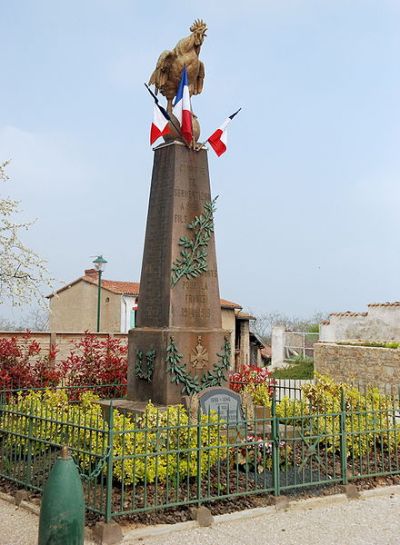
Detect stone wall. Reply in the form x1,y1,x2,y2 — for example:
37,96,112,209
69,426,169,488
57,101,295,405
314,342,400,391
0,331,128,364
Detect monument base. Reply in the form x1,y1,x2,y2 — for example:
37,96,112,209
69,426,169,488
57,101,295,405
127,327,230,405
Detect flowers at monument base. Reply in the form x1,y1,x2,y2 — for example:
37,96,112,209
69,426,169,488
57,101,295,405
173,66,193,144
207,108,241,157
229,364,274,393
237,434,289,473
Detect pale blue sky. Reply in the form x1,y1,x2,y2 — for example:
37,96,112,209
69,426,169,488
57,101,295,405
1,0,400,320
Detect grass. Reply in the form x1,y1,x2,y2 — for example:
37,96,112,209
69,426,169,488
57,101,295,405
272,355,314,379
337,341,400,349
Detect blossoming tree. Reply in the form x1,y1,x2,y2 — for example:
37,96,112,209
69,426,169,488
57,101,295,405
0,161,52,307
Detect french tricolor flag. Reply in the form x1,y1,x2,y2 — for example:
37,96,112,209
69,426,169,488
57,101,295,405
150,103,170,145
207,108,241,157
173,67,193,145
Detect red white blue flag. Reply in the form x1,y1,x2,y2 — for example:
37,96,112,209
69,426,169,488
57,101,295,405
173,67,193,144
207,108,241,157
145,83,171,145
150,103,170,145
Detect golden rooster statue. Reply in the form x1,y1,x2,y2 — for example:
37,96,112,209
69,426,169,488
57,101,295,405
149,19,207,112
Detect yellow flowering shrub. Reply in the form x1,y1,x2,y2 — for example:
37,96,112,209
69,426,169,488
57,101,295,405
111,402,227,485
0,391,226,485
0,389,107,468
275,374,400,457
243,383,272,408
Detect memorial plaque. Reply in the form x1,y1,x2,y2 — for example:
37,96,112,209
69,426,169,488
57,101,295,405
198,387,243,425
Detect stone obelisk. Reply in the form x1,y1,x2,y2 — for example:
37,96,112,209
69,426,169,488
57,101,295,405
127,19,229,405
128,141,229,405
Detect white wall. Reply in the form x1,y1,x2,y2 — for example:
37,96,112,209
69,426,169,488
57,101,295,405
120,296,137,333
319,304,400,342
271,326,286,369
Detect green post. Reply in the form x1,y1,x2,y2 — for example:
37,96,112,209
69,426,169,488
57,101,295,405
92,254,107,333
340,387,348,485
96,268,102,333
38,446,84,545
105,402,114,523
196,408,202,507
271,394,280,496
25,410,34,486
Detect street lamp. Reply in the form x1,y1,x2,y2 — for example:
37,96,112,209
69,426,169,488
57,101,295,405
92,255,108,332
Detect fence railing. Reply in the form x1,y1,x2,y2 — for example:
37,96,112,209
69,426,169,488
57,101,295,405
283,331,319,360
1,385,400,522
229,378,313,402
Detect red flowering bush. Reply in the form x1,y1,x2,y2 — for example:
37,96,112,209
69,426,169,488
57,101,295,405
0,332,61,390
229,364,274,394
60,333,128,399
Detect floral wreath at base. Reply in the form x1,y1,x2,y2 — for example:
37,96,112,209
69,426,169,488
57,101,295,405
135,349,156,382
166,336,231,395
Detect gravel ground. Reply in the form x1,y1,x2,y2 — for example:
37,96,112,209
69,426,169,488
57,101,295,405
0,499,95,545
0,489,399,545
125,491,400,545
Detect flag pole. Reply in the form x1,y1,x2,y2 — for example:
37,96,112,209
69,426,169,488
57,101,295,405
144,84,189,147
200,108,242,149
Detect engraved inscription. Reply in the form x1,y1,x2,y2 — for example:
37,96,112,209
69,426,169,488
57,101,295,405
174,214,189,224
174,188,211,201
185,294,208,305
181,307,211,319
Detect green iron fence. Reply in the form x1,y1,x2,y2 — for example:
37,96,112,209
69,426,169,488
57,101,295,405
0,385,399,522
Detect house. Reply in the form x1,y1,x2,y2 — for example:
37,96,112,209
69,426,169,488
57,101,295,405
48,269,262,368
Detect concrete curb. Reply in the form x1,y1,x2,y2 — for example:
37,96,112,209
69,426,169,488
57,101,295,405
0,491,40,517
121,484,400,542
2,484,400,544
0,491,94,542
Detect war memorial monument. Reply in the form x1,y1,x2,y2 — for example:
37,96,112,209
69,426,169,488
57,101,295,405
127,20,236,409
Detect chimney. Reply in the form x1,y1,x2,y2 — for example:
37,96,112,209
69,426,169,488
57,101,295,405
84,268,98,278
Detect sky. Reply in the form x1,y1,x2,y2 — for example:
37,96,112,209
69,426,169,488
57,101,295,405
1,0,400,322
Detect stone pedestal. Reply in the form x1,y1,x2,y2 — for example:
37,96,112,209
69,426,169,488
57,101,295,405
128,141,229,405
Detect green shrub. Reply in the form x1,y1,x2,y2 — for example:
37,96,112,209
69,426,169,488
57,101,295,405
0,390,105,461
243,383,272,408
0,390,226,485
276,374,400,457
111,403,226,485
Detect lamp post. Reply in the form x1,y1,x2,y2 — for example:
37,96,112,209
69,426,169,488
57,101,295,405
92,255,108,333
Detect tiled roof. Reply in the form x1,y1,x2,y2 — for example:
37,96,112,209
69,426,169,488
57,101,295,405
320,320,330,325
368,302,400,307
220,298,242,310
236,310,255,320
330,311,368,317
49,272,242,310
261,346,272,358
84,276,140,295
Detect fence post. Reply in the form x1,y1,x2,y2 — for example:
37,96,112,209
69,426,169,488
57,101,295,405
196,408,202,507
105,402,114,523
340,387,348,485
271,394,280,496
25,399,34,486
